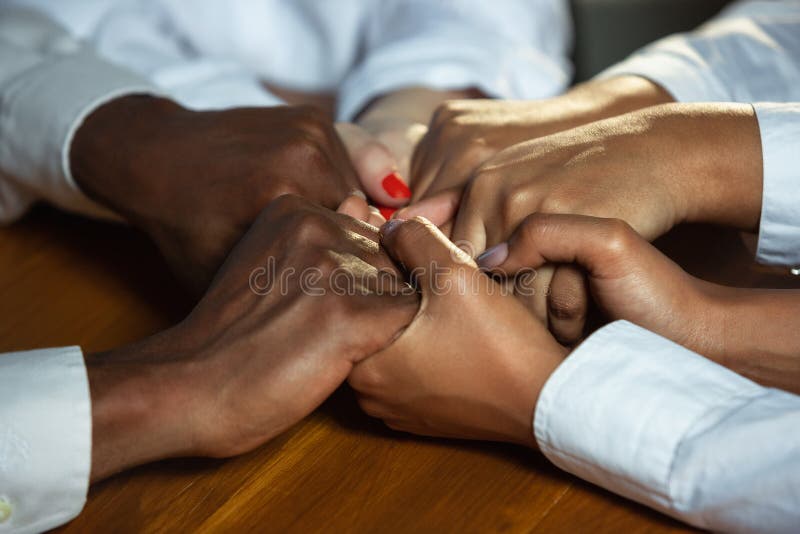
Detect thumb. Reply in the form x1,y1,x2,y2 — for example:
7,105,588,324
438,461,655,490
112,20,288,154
380,216,477,293
476,213,641,278
335,122,411,208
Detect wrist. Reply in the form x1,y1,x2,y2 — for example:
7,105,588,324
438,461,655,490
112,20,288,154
515,343,569,450
561,75,675,125
653,103,763,231
86,327,199,482
70,94,187,225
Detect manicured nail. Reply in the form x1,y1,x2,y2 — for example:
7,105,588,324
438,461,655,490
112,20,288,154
349,189,367,200
476,243,509,269
381,218,405,238
377,206,397,219
381,172,411,199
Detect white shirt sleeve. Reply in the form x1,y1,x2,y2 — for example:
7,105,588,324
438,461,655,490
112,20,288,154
0,5,161,224
534,320,800,533
0,347,91,534
597,0,800,103
753,103,800,267
336,0,573,121
82,0,284,111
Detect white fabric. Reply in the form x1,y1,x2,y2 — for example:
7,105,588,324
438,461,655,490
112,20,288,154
14,0,573,117
753,103,800,266
0,5,160,224
0,347,91,534
536,320,800,533
598,0,800,267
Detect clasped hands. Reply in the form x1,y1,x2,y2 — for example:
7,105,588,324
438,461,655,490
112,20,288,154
80,76,795,482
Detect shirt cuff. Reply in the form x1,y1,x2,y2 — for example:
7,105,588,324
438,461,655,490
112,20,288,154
533,320,763,523
0,46,161,221
0,347,91,533
336,34,570,121
595,37,730,103
753,103,800,267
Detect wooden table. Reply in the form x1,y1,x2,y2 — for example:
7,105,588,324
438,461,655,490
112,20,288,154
1,207,797,533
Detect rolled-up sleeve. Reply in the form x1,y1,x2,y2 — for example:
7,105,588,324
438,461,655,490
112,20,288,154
534,320,800,533
597,1,800,103
336,0,573,121
0,347,91,534
0,5,161,224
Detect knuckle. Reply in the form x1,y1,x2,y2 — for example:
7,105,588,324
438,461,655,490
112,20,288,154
539,193,570,215
392,217,429,247
603,218,636,256
261,193,307,219
517,212,550,246
293,106,332,139
293,211,337,246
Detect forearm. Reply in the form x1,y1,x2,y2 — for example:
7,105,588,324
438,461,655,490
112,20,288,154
86,329,196,482
708,286,800,394
557,75,675,126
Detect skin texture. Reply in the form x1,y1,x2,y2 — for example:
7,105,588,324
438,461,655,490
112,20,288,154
86,195,419,482
71,96,367,294
481,213,800,394
404,103,763,344
349,217,568,448
393,76,673,341
407,76,674,204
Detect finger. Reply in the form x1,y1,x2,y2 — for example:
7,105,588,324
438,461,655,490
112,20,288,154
380,217,476,292
335,122,411,207
513,263,553,326
409,131,442,200
451,184,488,258
337,191,371,222
393,188,460,226
477,213,640,278
547,265,588,346
367,122,428,180
367,206,387,227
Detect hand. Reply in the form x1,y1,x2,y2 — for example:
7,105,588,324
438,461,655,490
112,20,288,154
86,195,419,481
407,76,673,205
349,217,567,447
71,96,365,294
404,102,763,343
335,87,482,218
479,213,800,393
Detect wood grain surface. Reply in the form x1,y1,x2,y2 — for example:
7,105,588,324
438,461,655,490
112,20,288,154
1,207,796,533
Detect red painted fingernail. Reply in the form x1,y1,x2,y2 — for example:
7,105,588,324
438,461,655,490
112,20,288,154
381,173,411,199
378,206,397,219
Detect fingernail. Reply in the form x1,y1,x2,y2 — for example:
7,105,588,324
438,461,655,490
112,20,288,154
377,206,397,219
476,243,509,269
381,218,405,237
349,189,367,200
381,172,411,199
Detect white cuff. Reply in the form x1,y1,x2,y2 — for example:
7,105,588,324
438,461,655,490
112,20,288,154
0,347,91,533
595,37,730,103
534,321,763,526
0,46,160,222
753,103,800,267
